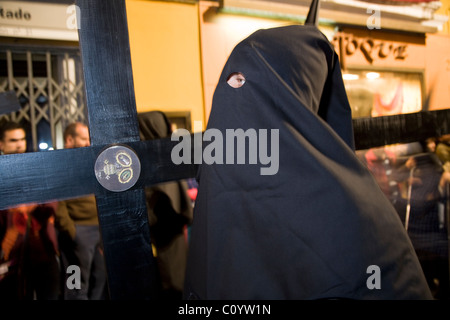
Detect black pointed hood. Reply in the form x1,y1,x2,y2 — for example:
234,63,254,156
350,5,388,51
184,25,432,300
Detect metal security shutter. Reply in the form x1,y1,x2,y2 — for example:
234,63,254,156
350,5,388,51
0,44,86,151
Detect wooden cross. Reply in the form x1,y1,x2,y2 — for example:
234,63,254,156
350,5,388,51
0,0,449,300
0,0,197,300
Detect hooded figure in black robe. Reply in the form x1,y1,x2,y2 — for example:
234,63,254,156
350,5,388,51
138,111,194,299
183,25,432,300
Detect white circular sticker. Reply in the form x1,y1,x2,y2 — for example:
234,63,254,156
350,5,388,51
94,145,141,192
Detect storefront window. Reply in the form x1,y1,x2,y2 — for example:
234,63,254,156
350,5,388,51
0,47,86,152
347,67,449,299
343,69,424,118
356,140,450,299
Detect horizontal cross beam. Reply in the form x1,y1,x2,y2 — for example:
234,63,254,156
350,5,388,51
353,109,450,150
3,107,450,210
0,137,198,210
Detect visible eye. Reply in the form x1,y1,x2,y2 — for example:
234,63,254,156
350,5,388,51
227,72,246,88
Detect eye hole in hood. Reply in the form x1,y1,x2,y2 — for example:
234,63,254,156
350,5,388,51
227,72,246,88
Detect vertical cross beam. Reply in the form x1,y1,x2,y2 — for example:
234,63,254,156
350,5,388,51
76,0,159,299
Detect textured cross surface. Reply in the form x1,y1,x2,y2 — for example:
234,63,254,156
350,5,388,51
0,0,449,300
0,0,197,300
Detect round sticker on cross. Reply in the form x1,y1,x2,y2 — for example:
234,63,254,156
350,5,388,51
94,144,141,192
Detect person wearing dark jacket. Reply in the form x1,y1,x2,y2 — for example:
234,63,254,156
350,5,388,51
138,111,194,299
55,122,108,300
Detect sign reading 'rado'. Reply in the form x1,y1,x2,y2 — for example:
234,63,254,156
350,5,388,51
0,1,79,41
0,7,31,20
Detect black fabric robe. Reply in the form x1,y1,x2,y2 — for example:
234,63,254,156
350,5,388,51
183,25,432,300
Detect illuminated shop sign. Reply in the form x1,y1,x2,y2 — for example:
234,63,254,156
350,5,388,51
0,1,78,40
332,32,409,64
0,7,32,20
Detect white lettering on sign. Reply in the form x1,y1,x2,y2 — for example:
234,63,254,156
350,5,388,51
0,7,31,21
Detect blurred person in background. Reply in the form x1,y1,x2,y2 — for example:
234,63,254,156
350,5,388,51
55,122,108,300
0,121,60,300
